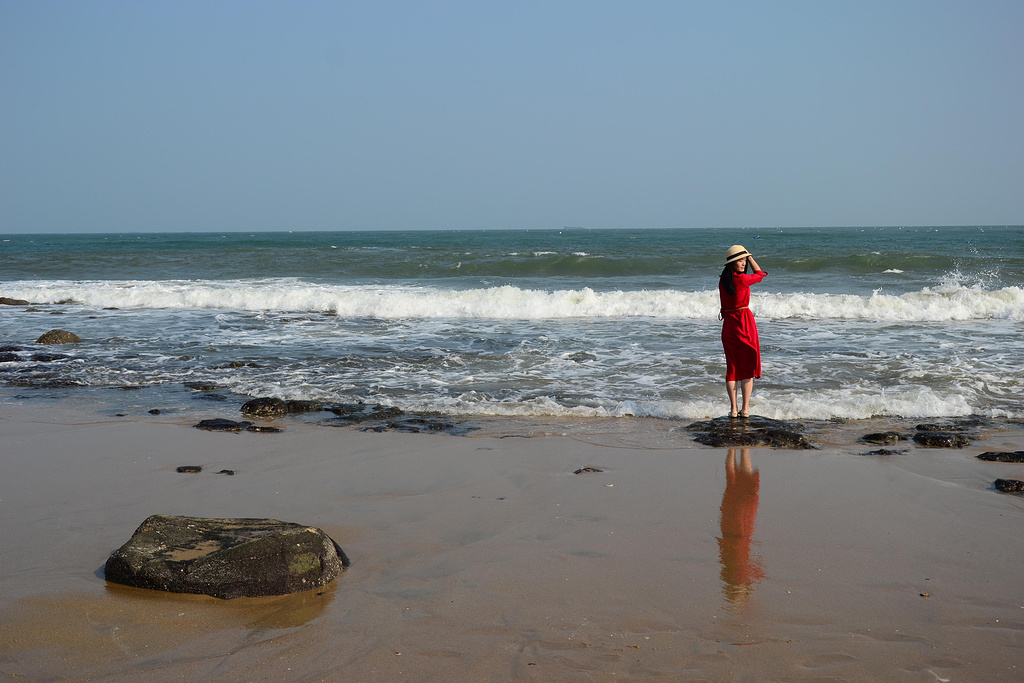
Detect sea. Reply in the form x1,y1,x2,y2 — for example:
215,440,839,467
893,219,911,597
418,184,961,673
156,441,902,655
2,226,1023,428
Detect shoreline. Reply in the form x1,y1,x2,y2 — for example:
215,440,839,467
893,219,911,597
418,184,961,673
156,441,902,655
2,402,1024,681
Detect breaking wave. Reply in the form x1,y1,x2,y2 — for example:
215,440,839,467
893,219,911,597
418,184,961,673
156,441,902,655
4,279,1023,321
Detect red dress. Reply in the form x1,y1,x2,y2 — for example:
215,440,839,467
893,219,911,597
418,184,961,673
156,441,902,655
719,270,767,381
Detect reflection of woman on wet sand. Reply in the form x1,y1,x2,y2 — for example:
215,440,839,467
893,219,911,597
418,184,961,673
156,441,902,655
718,448,765,605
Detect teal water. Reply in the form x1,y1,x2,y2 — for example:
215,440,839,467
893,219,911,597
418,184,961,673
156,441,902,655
2,226,1023,422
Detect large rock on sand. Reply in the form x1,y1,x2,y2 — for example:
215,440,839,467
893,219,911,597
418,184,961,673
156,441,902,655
104,515,349,599
35,329,82,344
686,415,816,449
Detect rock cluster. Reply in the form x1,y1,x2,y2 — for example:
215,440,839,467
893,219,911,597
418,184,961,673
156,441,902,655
104,515,349,599
686,415,816,449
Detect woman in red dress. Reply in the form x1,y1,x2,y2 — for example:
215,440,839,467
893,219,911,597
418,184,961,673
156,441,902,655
719,245,767,418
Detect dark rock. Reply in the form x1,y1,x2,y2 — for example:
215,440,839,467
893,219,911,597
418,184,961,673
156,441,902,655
35,329,82,344
0,353,20,363
30,353,70,362
567,352,597,363
574,466,604,474
322,404,475,435
861,448,908,456
916,423,970,433
327,403,404,424
185,382,221,391
977,451,1024,463
0,297,30,306
227,361,261,368
362,417,475,436
285,400,325,413
176,465,202,473
687,415,816,449
0,345,23,352
217,469,236,476
241,397,287,417
195,419,252,432
760,428,814,449
149,409,161,415
994,479,1024,493
913,432,970,448
194,418,283,433
103,514,348,599
861,431,908,445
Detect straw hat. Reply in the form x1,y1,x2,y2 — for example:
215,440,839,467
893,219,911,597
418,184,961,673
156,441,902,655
724,245,751,264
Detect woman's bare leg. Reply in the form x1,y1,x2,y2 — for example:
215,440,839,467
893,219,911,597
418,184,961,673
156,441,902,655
740,378,753,415
726,380,738,415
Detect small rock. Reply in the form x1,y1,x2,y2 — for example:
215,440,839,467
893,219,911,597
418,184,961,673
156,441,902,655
977,451,1024,463
149,409,161,415
194,419,253,432
861,448,908,456
217,469,236,476
994,479,1024,493
185,382,221,391
246,424,284,433
913,432,970,448
860,431,907,445
176,465,202,473
241,397,287,417
0,297,30,306
0,352,20,363
103,515,349,599
285,400,325,413
35,329,82,344
574,466,604,474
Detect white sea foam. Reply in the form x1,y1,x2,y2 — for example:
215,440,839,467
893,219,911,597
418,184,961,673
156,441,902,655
4,279,1023,321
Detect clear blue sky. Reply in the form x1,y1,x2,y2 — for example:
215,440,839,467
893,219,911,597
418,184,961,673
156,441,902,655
2,1,1022,233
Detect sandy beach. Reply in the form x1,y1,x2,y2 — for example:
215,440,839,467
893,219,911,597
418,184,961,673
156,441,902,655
2,404,1024,681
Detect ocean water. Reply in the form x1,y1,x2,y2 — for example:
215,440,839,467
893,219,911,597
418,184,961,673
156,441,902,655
2,226,1023,423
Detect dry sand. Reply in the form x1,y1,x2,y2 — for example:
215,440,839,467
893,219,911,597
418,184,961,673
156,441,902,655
2,404,1024,681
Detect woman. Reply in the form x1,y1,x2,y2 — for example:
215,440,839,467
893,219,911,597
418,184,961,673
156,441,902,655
719,245,767,418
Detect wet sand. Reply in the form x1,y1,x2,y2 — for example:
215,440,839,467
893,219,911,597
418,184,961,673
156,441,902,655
2,405,1024,681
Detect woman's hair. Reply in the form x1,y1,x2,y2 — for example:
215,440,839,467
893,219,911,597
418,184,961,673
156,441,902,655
719,265,736,295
